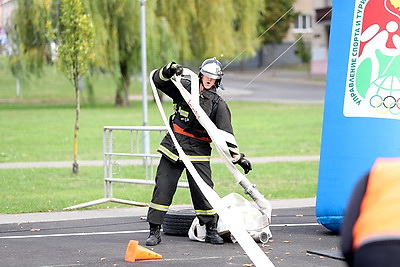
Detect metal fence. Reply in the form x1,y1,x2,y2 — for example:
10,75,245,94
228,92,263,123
64,126,189,210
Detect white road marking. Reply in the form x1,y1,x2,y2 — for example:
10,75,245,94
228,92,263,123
271,223,320,227
0,223,319,240
0,230,148,239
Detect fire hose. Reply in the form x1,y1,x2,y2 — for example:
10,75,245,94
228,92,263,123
150,68,274,267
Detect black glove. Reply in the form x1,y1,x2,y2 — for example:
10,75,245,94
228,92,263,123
233,153,252,174
162,62,183,79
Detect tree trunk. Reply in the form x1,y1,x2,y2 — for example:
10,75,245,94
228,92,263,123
122,71,130,106
115,62,130,106
258,47,264,68
115,88,124,106
72,73,80,174
115,78,130,106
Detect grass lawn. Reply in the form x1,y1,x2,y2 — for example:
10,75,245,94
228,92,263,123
0,56,323,214
0,101,322,162
0,161,319,214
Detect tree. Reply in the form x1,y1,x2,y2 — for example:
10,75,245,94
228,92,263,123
89,0,180,106
191,0,237,60
57,0,94,174
89,0,140,106
6,0,52,91
256,0,296,67
258,0,296,44
157,0,196,62
157,0,264,65
232,0,266,58
146,0,179,71
295,34,311,64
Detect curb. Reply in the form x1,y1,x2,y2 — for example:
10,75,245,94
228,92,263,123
0,198,316,225
0,155,320,169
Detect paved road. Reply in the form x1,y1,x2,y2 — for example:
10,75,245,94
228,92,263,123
131,68,326,104
0,199,346,267
220,69,326,104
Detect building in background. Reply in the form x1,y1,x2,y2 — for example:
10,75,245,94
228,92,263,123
285,0,331,76
283,0,314,64
273,0,331,76
312,0,332,75
0,0,16,28
230,0,331,76
0,0,16,55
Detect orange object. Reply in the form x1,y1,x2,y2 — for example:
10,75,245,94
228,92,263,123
352,158,400,249
173,123,212,143
124,240,162,262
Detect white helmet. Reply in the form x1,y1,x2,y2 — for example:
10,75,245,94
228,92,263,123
199,57,223,80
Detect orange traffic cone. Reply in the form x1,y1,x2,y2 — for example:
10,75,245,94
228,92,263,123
125,240,162,262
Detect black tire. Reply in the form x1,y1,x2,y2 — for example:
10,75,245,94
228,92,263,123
162,208,196,236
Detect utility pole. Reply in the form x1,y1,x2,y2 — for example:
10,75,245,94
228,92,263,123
140,0,149,164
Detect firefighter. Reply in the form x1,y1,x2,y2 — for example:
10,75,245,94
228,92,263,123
146,57,252,246
341,158,400,266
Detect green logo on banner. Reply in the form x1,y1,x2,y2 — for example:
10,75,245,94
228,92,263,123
344,0,400,119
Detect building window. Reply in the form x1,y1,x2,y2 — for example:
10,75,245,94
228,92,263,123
293,14,313,33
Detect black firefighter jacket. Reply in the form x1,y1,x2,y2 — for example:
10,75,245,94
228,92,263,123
152,68,239,163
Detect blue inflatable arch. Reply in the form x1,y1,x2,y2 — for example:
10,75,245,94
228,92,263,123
316,0,400,232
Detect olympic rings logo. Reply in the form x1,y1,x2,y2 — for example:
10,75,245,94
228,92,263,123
369,94,400,115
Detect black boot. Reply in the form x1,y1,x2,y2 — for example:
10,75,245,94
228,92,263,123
205,220,224,245
146,223,161,246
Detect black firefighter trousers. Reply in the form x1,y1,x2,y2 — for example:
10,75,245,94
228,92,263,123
147,155,217,226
